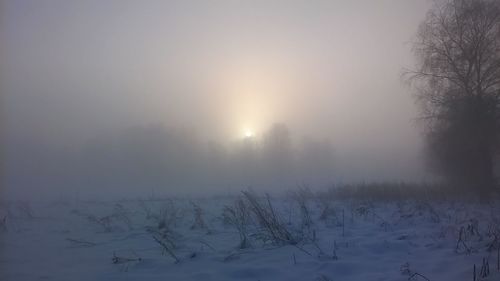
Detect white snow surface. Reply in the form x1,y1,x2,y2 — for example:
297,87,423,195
1,195,499,281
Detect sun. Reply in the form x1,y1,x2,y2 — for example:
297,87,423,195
243,129,254,138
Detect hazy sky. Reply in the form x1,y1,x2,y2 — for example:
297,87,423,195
1,0,434,198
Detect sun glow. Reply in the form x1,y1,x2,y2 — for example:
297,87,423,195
207,52,299,142
243,129,254,138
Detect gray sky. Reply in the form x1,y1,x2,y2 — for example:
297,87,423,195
1,0,433,198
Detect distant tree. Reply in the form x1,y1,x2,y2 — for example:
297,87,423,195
298,138,335,184
407,0,500,194
232,134,259,185
261,123,294,181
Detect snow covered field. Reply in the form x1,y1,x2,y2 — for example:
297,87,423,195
1,191,499,281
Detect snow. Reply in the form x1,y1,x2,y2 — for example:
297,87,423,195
1,195,499,281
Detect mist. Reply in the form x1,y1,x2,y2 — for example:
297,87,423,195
1,0,432,199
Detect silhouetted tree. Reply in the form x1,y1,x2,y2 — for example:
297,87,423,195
231,135,259,185
262,123,294,182
408,0,500,195
298,138,335,184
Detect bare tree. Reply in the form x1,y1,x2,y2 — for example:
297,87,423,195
407,0,500,195
261,123,294,181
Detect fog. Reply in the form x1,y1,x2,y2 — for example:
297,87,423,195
1,0,432,199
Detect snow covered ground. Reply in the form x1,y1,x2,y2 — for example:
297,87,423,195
1,192,499,281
